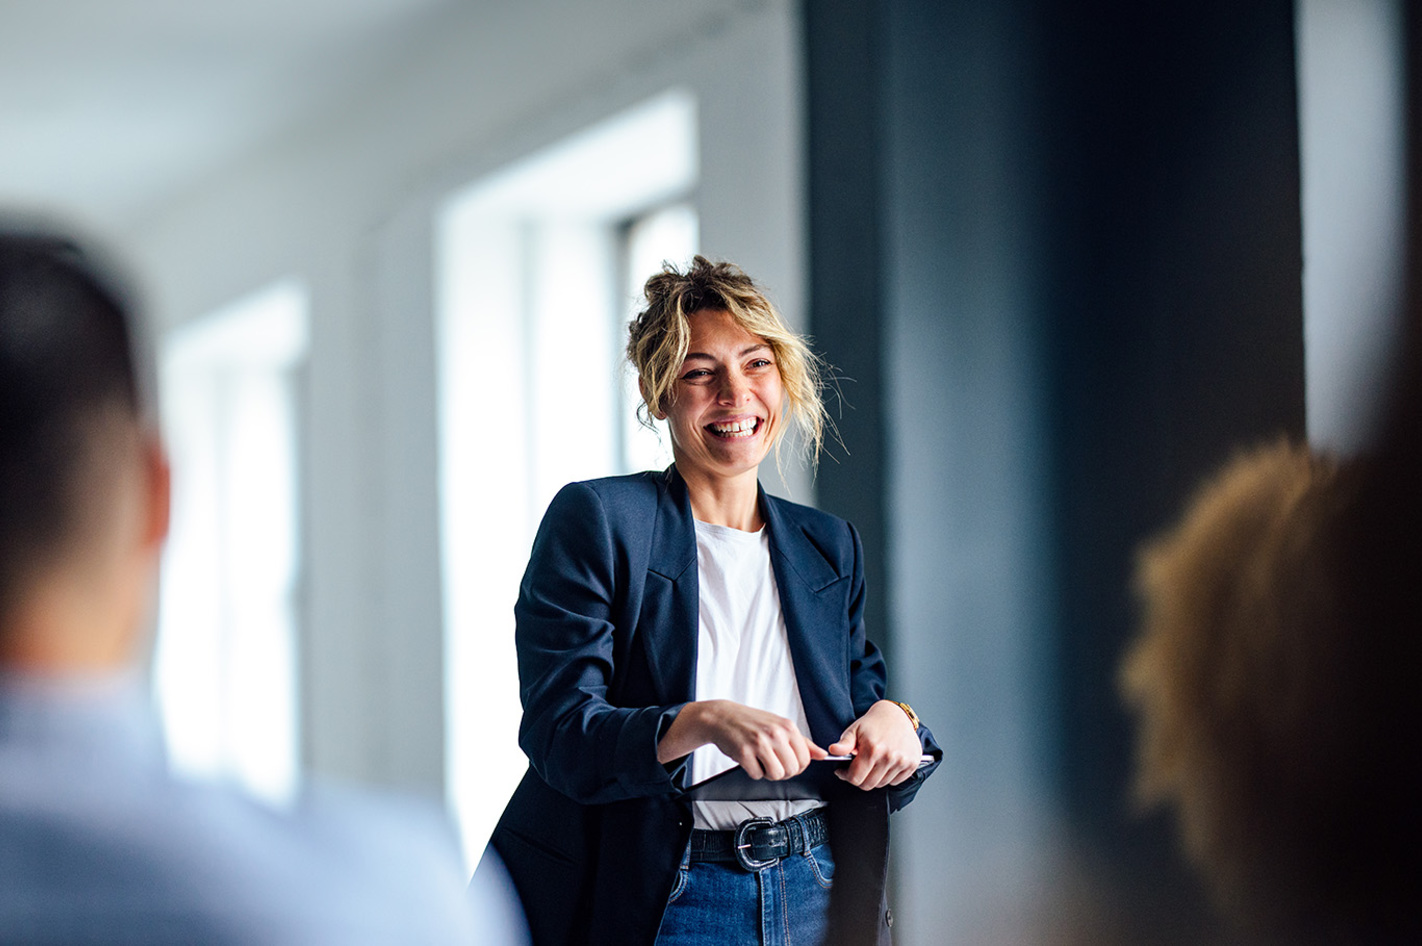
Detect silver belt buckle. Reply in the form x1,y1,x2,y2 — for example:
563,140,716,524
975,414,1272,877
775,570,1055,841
733,816,778,871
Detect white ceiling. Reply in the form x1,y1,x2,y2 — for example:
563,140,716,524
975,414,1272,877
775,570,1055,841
0,0,459,231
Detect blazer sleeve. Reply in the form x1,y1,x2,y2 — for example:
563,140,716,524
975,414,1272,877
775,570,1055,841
844,520,943,813
513,482,686,805
845,519,889,716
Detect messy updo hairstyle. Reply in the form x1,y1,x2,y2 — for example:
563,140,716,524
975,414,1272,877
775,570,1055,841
627,256,827,471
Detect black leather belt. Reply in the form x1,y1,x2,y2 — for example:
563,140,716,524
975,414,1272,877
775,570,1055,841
689,808,829,871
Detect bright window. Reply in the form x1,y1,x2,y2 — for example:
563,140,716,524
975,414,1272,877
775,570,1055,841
620,201,698,473
152,280,306,806
438,89,697,864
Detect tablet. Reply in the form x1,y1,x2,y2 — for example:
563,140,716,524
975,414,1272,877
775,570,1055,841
683,755,936,801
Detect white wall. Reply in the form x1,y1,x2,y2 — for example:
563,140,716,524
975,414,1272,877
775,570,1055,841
125,0,806,798
1297,0,1407,452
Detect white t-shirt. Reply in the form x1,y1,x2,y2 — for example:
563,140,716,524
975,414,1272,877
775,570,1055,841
689,520,822,830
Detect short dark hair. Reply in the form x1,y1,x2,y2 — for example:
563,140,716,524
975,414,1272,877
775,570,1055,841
0,230,141,618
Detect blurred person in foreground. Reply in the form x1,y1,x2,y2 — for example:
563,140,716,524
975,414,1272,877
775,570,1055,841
1120,436,1422,945
0,225,516,944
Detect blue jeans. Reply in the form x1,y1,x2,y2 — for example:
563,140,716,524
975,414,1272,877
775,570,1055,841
654,839,835,946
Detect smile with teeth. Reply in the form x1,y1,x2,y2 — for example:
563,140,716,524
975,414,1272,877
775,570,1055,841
707,417,761,439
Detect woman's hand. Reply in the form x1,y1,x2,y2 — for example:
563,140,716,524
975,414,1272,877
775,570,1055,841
828,700,922,790
657,700,828,780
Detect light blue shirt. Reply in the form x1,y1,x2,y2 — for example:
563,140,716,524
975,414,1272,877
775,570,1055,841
0,671,501,945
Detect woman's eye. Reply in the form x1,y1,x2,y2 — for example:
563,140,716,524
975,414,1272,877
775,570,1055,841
681,368,713,381
748,359,773,369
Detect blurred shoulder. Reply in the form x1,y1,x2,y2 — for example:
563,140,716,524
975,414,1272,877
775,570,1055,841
237,780,481,943
0,773,481,944
183,777,480,943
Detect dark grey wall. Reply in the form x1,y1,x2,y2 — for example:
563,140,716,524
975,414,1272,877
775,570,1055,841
805,0,1305,940
1410,0,1422,307
804,0,892,660
1039,2,1305,841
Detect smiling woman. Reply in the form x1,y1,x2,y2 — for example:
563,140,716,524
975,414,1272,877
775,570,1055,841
628,259,826,493
483,256,940,946
650,312,787,527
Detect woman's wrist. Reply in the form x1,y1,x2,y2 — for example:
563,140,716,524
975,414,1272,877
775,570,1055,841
868,698,921,735
889,699,919,730
656,699,712,764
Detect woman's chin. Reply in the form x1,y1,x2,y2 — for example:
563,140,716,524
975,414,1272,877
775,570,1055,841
677,443,771,482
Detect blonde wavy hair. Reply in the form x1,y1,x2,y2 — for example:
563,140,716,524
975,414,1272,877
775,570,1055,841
626,256,828,472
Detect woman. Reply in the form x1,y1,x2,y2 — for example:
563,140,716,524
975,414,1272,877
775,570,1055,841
488,257,939,946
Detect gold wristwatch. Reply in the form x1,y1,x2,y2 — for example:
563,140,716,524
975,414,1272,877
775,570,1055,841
893,701,920,730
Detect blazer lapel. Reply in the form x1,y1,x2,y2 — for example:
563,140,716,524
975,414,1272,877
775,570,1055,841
639,468,699,704
760,490,857,743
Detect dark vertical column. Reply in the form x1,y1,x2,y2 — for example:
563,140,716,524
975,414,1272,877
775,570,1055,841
802,0,893,660
1038,0,1306,853
1373,0,1422,473
804,0,1305,938
1408,0,1422,318
877,2,1063,939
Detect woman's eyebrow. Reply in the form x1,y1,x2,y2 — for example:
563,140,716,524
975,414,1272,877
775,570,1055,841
683,344,770,362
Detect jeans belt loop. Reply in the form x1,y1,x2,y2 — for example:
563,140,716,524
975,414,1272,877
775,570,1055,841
783,813,800,856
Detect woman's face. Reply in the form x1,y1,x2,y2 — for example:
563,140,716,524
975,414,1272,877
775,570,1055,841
654,308,784,486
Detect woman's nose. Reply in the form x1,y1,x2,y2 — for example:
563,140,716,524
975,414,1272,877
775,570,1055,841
718,372,751,403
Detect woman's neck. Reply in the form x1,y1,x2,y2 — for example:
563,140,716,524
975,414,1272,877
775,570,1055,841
679,467,763,531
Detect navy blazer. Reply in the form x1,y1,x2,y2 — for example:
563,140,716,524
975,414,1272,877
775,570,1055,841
488,467,939,946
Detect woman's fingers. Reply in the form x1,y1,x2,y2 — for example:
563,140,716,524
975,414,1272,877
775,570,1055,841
865,753,917,789
837,746,913,789
742,728,790,781
706,701,820,780
743,726,808,781
826,729,856,758
834,700,923,790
